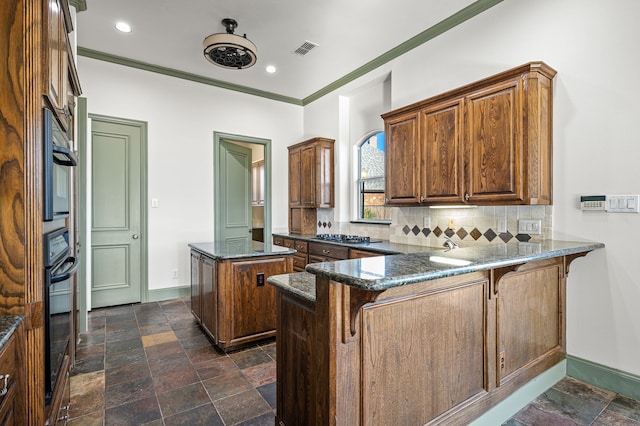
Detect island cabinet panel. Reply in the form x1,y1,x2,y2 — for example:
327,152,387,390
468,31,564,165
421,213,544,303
360,279,489,425
190,250,292,350
276,294,317,426
497,259,564,383
274,255,578,425
382,62,556,206
200,256,217,339
384,111,421,204
190,251,202,322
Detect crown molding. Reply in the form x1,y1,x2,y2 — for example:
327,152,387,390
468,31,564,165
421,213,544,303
77,47,303,106
77,0,502,106
69,0,87,12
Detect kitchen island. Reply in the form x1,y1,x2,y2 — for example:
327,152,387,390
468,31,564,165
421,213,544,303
267,240,604,425
189,241,295,350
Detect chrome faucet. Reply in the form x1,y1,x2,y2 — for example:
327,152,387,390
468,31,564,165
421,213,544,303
443,238,460,250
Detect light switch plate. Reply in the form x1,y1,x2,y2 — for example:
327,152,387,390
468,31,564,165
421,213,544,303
607,195,639,213
518,219,542,235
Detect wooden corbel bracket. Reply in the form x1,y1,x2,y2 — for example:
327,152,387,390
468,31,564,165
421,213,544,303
342,286,380,342
491,263,525,298
564,251,590,276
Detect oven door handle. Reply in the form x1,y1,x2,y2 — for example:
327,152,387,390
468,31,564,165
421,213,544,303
51,256,80,283
52,145,78,167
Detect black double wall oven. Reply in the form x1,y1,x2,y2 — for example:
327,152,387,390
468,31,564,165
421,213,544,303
43,108,79,405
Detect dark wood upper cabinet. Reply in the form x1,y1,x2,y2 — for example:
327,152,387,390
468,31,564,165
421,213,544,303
384,111,421,204
382,62,556,206
287,137,335,208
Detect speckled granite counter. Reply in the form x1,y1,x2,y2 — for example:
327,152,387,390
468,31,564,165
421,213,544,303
0,315,23,350
189,240,296,260
266,272,316,303
272,232,440,255
268,240,604,297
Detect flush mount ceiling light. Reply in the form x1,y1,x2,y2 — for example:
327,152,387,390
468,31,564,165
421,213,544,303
203,18,257,70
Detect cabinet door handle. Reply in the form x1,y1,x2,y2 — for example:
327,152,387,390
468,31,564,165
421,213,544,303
464,193,470,201
420,196,425,203
0,374,10,397
322,249,330,254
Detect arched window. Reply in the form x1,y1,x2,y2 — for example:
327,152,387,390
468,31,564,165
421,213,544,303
357,131,391,222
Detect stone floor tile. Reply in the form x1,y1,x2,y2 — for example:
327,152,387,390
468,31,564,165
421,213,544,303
104,375,155,409
241,360,276,387
162,403,224,426
213,389,271,425
202,371,253,401
229,347,272,370
141,330,178,347
607,394,640,422
157,382,211,417
194,356,239,381
151,363,200,394
104,395,162,426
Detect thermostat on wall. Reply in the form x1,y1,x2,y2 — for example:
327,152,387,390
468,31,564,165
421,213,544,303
580,195,606,211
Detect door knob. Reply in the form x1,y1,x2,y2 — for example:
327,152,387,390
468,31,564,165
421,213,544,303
132,234,139,239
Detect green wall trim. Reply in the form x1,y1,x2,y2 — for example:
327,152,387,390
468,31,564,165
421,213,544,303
469,361,566,425
76,0,502,106
302,0,504,105
148,286,191,303
567,355,640,400
69,0,87,12
77,47,302,106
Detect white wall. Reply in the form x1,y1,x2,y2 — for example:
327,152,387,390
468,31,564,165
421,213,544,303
78,0,640,377
78,57,303,291
303,0,640,376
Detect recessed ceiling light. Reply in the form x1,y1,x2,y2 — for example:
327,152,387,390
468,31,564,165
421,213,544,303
115,22,132,33
265,65,277,74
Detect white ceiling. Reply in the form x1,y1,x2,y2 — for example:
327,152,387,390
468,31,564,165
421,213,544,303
75,0,481,102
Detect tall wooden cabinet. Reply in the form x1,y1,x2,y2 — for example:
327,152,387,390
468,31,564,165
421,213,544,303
287,138,334,234
382,62,556,206
0,0,80,424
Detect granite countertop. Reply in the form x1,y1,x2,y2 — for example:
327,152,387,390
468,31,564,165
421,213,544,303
0,315,23,350
268,240,605,298
272,232,440,255
189,240,296,260
267,272,316,303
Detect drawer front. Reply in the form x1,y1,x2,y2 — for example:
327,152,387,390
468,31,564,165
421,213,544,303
349,249,380,259
308,254,341,264
273,236,284,246
292,254,308,270
309,242,349,260
294,241,308,253
282,238,295,249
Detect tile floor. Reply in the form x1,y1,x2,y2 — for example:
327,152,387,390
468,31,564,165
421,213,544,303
68,298,640,425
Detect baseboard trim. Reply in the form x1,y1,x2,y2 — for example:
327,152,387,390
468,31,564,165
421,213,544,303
567,355,640,400
147,286,190,302
469,360,566,425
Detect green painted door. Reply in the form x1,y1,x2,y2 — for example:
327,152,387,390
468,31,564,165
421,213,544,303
218,140,252,244
90,117,144,308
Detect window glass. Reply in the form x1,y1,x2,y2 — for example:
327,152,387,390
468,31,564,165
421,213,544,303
358,132,391,222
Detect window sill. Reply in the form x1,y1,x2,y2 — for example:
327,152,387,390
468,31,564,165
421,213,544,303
350,220,391,226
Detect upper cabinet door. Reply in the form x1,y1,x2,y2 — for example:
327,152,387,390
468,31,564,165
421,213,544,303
384,111,421,205
421,98,465,204
288,148,301,207
300,145,317,206
465,78,523,203
47,0,71,130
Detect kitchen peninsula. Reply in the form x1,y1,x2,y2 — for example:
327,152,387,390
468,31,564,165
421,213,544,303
189,241,294,350
268,240,604,425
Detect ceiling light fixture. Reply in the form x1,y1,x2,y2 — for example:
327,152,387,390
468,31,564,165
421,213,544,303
115,21,132,33
203,18,257,70
265,65,276,74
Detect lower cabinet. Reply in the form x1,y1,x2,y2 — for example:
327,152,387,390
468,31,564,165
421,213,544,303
191,250,292,350
0,328,23,426
276,257,566,425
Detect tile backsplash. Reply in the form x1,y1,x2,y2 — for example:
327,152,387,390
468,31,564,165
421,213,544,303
317,205,552,248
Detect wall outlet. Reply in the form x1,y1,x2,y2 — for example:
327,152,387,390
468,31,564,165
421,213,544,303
171,269,179,279
151,198,159,208
518,219,542,235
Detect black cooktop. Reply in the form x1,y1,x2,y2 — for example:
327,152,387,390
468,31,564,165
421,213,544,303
314,234,377,244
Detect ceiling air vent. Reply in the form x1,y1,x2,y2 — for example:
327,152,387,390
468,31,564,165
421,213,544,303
292,40,319,56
